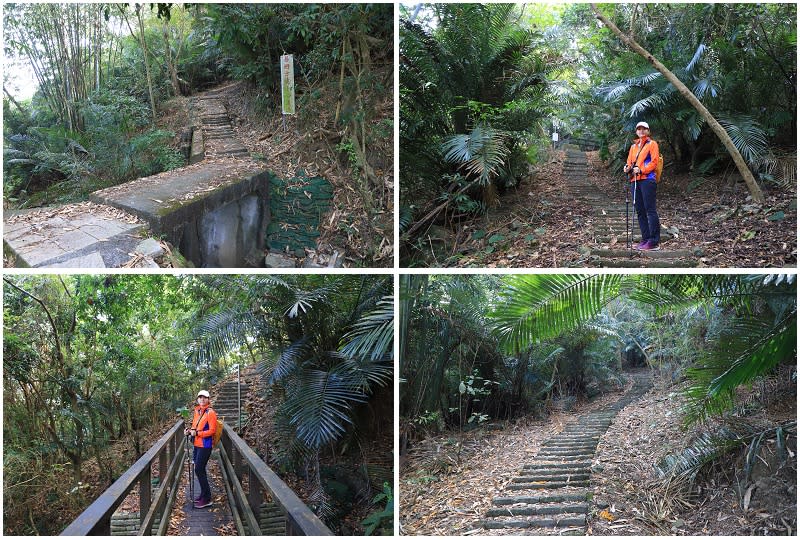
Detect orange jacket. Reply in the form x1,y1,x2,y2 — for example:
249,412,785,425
190,404,218,448
626,136,659,182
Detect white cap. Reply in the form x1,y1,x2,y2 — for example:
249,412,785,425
635,121,650,130
197,390,210,398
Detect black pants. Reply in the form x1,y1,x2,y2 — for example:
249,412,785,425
193,446,212,500
632,178,660,244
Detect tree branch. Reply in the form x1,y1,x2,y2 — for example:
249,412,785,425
3,278,65,363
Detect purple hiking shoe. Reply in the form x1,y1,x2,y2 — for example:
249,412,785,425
193,497,213,509
640,241,660,251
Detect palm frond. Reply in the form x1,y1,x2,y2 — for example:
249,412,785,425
683,309,796,424
185,307,263,366
491,274,631,353
685,43,707,72
339,296,394,361
270,337,314,383
692,76,719,100
717,114,768,165
282,364,369,448
441,124,509,185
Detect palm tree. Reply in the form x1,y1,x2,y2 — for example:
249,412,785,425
185,275,393,518
400,4,564,248
490,274,796,423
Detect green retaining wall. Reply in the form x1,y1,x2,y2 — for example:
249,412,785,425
266,172,333,256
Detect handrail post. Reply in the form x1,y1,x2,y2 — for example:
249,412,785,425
234,445,243,478
237,363,241,430
158,449,167,489
247,466,263,521
139,467,151,530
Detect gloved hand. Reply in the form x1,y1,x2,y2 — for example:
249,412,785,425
623,164,631,173
632,166,641,175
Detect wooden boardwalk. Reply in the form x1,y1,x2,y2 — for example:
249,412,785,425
171,453,235,536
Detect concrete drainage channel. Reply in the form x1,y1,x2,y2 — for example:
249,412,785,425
483,374,652,535
3,90,335,268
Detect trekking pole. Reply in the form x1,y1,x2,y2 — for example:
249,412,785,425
186,434,194,503
631,176,638,259
625,173,631,256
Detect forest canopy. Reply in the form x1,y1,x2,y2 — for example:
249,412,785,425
401,273,796,430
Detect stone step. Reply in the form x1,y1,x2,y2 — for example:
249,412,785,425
529,452,597,460
493,493,588,505
591,257,699,268
486,504,589,517
512,473,590,483
540,446,597,453
483,516,587,529
543,438,599,444
537,453,595,460
516,468,590,476
538,446,598,453
522,462,592,470
508,480,590,490
590,248,697,259
204,133,236,139
214,401,245,408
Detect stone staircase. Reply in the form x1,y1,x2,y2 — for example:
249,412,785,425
4,84,268,268
191,93,250,162
483,372,652,534
562,147,700,268
212,366,261,430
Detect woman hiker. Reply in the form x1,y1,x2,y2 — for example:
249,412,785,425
185,389,217,509
623,121,661,251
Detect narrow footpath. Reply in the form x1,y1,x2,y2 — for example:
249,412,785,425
483,372,652,535
562,146,701,267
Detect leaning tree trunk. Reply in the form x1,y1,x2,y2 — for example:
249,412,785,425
591,4,766,203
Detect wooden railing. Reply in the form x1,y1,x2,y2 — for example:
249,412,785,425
61,420,185,536
219,423,333,536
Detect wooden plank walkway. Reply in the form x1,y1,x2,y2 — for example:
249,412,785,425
169,452,235,536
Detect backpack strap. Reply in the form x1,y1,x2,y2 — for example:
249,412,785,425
193,408,209,432
631,140,652,179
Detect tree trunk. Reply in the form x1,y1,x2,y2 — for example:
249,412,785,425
3,85,25,112
511,348,529,406
136,6,157,121
162,21,181,97
591,4,766,203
